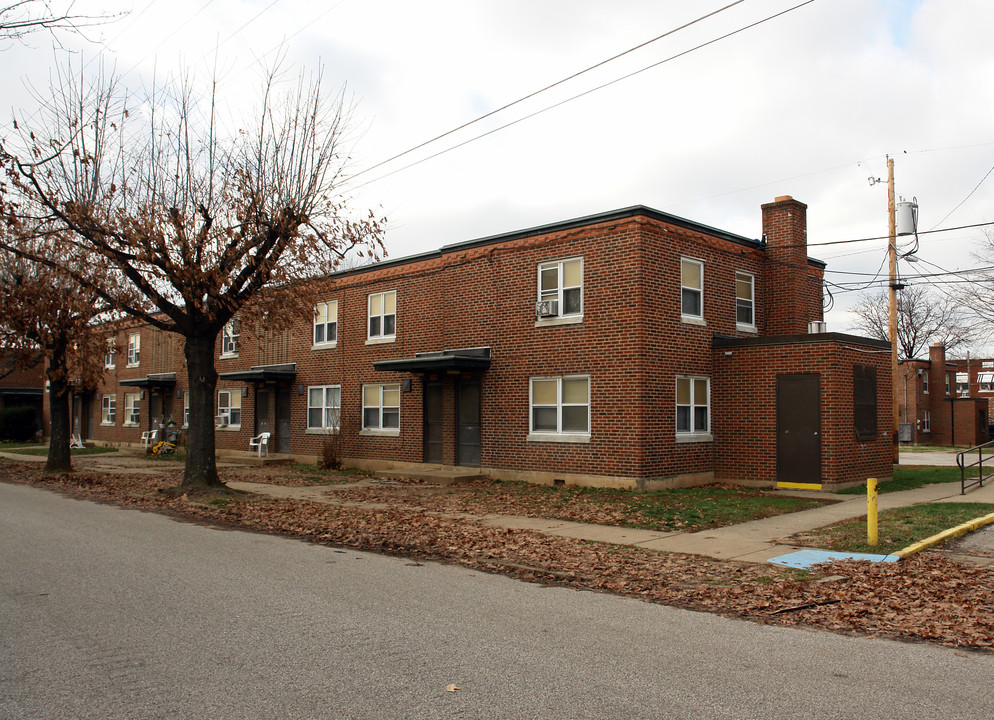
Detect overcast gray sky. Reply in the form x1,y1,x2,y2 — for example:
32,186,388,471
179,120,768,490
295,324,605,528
4,0,993,347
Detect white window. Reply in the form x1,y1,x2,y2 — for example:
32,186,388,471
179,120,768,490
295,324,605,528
945,374,952,395
368,291,396,341
362,383,400,432
127,333,141,366
124,393,140,426
183,391,190,427
979,373,994,392
735,272,755,329
922,371,929,394
923,410,931,433
217,390,241,427
537,258,583,319
957,373,969,396
681,258,704,321
676,376,710,435
314,300,338,346
104,339,116,369
101,394,116,425
308,385,341,431
221,319,240,356
529,376,590,437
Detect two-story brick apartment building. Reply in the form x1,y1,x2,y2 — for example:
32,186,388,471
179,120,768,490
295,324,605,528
62,196,892,489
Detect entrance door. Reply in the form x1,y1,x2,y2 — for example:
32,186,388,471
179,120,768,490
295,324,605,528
776,373,821,485
71,395,86,438
255,388,271,435
149,392,162,431
424,383,444,464
275,386,291,453
456,380,481,467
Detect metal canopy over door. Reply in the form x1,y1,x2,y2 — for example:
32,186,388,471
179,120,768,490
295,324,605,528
424,383,443,464
776,373,822,489
457,380,481,467
275,386,291,453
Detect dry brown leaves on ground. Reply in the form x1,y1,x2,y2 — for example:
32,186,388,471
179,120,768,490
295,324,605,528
3,461,993,651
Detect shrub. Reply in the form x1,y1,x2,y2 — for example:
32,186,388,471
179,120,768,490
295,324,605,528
318,412,352,470
0,406,38,442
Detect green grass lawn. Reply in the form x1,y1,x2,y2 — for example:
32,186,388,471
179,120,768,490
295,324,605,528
792,502,994,554
837,465,982,495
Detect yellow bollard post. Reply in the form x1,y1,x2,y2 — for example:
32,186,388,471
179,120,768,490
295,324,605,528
867,477,878,546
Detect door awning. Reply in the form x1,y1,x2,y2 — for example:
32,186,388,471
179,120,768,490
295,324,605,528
119,372,177,388
373,348,492,374
218,363,297,382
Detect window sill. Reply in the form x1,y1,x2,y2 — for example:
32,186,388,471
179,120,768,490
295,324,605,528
104,365,115,370
736,323,757,334
675,433,713,444
534,315,583,328
123,422,138,428
126,363,140,369
100,421,115,427
217,425,241,431
680,316,706,327
527,432,591,444
311,342,338,351
360,428,400,437
365,336,396,346
306,427,340,435
219,353,239,360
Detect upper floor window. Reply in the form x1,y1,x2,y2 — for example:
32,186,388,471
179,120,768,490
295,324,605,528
681,258,704,322
537,258,583,320
368,291,396,341
980,373,994,392
735,272,755,329
104,339,116,369
956,373,969,396
314,300,338,346
529,375,590,437
101,394,116,425
217,390,241,428
127,333,141,366
362,383,400,432
945,374,952,395
308,385,341,431
922,371,929,394
221,319,240,357
676,376,709,435
123,392,140,426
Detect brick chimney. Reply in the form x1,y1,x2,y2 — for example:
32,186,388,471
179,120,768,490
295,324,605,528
928,343,946,393
762,196,820,335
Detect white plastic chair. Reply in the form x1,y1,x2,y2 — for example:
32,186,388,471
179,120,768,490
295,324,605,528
70,434,85,449
249,432,271,457
140,429,157,449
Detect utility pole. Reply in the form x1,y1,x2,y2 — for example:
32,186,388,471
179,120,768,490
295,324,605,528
887,156,899,463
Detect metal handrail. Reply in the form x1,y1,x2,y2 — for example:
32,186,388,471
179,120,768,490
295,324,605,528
956,440,994,495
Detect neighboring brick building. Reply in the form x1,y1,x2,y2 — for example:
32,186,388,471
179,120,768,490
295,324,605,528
898,343,990,447
0,356,45,436
64,195,892,489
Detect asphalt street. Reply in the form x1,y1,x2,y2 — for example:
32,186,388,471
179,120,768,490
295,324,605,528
2,481,992,720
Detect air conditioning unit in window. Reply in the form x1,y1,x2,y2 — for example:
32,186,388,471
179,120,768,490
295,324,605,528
215,415,228,427
535,300,559,318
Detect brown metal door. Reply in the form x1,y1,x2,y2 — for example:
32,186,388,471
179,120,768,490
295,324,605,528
424,383,443,463
275,387,291,453
255,388,270,435
776,373,821,484
457,380,481,467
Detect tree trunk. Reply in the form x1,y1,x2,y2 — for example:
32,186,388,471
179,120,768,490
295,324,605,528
46,376,72,473
180,332,224,492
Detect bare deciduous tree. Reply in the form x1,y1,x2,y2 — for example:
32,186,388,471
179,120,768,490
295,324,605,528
1,1,121,44
848,284,977,359
0,235,107,472
0,61,386,492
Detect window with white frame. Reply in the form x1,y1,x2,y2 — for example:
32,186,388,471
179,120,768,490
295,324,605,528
314,300,338,345
101,394,116,425
980,373,994,392
221,319,240,356
217,390,241,427
945,374,952,395
923,410,931,432
676,376,710,435
922,370,929,394
104,339,116,369
681,258,704,321
127,333,141,366
368,291,396,341
308,385,341,431
529,376,590,436
183,391,190,427
362,383,400,431
957,373,969,396
735,272,755,329
537,258,583,319
124,393,140,426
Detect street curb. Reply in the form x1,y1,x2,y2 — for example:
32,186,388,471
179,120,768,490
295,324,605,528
893,511,994,559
